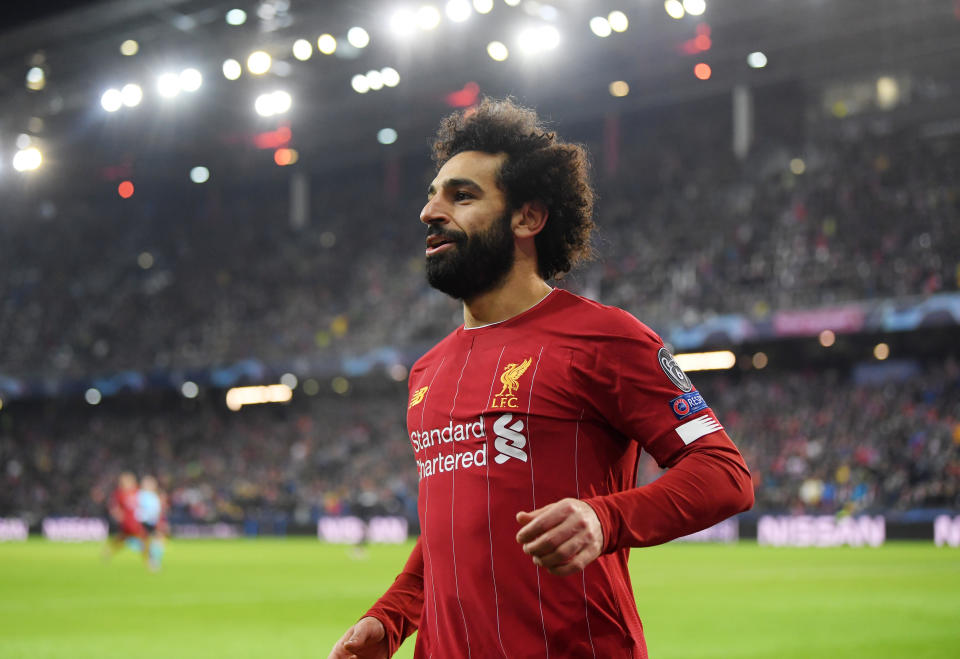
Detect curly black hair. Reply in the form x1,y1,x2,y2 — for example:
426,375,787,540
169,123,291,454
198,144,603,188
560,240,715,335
432,97,595,280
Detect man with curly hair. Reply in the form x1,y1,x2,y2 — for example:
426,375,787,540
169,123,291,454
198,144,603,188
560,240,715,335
329,98,753,659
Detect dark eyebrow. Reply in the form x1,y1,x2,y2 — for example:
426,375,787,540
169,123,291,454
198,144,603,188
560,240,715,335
426,177,483,199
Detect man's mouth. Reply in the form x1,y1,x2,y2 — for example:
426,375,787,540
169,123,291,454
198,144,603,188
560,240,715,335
425,234,458,256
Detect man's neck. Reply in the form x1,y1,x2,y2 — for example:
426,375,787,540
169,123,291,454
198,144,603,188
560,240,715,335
462,268,553,328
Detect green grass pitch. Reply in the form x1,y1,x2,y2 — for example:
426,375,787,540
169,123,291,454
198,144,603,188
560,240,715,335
1,539,958,658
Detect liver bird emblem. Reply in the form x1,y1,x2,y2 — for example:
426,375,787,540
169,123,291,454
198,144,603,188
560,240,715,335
497,357,532,397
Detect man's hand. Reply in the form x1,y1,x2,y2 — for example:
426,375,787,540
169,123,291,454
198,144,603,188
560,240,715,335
328,616,388,659
516,498,604,576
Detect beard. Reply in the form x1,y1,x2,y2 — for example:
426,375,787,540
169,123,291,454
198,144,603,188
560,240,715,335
425,209,515,301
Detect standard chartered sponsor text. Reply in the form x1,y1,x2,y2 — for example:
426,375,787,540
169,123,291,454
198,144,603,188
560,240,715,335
412,419,487,480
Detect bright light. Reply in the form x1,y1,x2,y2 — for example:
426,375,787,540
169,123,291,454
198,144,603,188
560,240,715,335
120,83,143,107
223,58,242,80
247,51,272,75
874,343,890,360
292,38,313,61
608,11,628,32
446,0,472,22
181,381,199,398
280,373,299,389
683,0,706,16
609,80,629,97
137,252,153,269
487,41,509,61
85,388,102,405
366,70,384,90
664,0,684,19
590,17,612,38
12,148,42,172
473,0,493,14
381,67,401,87
347,26,370,48
351,74,370,94
100,88,123,112
518,25,560,54
747,51,767,68
694,62,712,80
274,148,299,166
317,34,337,54
254,90,292,117
120,39,139,56
504,0,520,6
26,66,46,90
390,9,417,36
752,352,768,369
190,166,210,183
15,134,31,149
417,6,442,30
331,377,350,395
790,158,806,175
819,329,836,347
378,127,398,144
674,350,736,371
118,180,134,198
179,68,202,92
225,384,293,411
226,8,247,25
157,72,181,97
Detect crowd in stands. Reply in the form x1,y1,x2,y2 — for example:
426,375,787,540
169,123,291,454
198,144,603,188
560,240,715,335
1,360,958,528
1,100,958,381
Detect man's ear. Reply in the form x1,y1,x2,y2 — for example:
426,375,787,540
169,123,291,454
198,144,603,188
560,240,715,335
513,201,549,238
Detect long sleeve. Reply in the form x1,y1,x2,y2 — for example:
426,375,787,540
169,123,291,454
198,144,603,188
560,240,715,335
364,537,425,656
584,432,754,551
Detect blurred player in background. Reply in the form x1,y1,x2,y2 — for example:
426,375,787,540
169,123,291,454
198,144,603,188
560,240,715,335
103,471,148,562
136,475,166,571
329,98,754,658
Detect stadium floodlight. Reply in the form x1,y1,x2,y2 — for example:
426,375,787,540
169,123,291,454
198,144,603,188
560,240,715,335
694,62,711,79
181,381,199,398
247,50,272,75
351,74,371,94
609,80,629,97
608,11,629,32
378,127,398,145
223,58,242,80
517,25,560,55
487,40,509,61
683,0,706,16
272,90,292,113
317,34,337,54
254,90,292,117
366,70,384,90
292,38,313,60
120,83,143,107
225,384,293,411
590,17,612,38
280,373,299,389
157,72,181,97
190,166,210,183
225,8,247,25
747,51,767,68
874,343,890,360
120,39,139,56
381,67,401,87
12,147,42,172
390,9,417,36
179,68,202,92
417,5,442,30
84,388,102,405
100,88,123,112
26,66,46,90
473,0,493,14
664,0,684,19
503,0,520,6
15,133,31,149
347,26,370,48
674,350,736,371
446,0,472,22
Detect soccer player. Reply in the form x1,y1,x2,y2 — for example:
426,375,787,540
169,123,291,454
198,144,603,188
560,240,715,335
104,471,148,561
328,98,754,658
136,475,165,571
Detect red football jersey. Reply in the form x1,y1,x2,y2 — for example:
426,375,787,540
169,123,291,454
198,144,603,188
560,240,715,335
368,289,752,658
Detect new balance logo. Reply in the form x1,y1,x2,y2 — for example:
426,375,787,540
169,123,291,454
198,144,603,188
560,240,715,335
493,413,528,464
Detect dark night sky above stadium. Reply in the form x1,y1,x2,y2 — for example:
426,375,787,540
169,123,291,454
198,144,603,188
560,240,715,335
2,0,97,31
